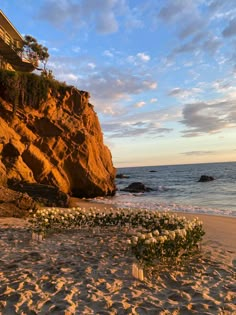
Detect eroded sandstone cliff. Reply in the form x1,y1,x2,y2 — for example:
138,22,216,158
0,70,116,198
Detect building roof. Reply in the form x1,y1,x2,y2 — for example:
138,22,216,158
0,10,24,42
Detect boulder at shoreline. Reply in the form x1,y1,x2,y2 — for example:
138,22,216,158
121,182,153,193
0,186,37,217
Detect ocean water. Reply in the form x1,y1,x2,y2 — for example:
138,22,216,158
92,162,236,217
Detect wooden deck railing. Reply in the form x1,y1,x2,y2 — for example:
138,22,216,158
0,25,38,67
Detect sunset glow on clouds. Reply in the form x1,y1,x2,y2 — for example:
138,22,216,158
2,0,236,166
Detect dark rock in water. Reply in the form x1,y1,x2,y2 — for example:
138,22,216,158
198,175,215,182
116,174,130,179
8,179,69,207
121,182,153,193
149,170,157,173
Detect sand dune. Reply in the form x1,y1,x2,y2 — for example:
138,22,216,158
0,208,235,314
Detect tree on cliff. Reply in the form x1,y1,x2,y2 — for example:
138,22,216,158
23,35,49,71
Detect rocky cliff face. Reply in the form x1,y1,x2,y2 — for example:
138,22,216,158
0,72,116,198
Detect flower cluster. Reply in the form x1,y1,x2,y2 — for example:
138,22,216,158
129,215,204,264
28,207,205,263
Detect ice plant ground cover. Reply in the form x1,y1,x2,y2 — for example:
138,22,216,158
28,207,205,264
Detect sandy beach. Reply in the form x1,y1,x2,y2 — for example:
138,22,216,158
0,201,235,314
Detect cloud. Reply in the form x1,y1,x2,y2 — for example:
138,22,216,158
208,0,225,12
150,98,157,103
182,150,217,156
222,17,236,37
137,52,150,62
178,18,206,40
158,0,190,22
99,104,180,140
180,99,236,137
157,1,228,61
144,81,157,89
103,50,114,57
102,121,173,138
95,10,118,34
72,47,81,53
173,31,221,56
134,101,146,108
37,0,69,26
158,0,206,41
208,0,236,15
212,79,232,92
73,66,158,114
87,62,96,69
168,87,202,100
55,72,79,82
37,0,120,34
127,52,151,64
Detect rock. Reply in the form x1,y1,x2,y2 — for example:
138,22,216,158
149,170,157,173
0,74,116,199
0,161,7,185
121,182,153,193
198,175,215,182
116,174,130,179
0,186,37,217
8,180,69,207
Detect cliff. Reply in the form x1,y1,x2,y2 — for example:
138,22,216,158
0,70,116,199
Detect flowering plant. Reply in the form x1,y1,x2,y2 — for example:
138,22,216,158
28,207,204,263
129,214,204,264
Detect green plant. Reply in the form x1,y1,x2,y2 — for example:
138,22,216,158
0,69,70,110
23,35,49,70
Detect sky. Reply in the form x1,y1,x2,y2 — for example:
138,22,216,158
1,0,236,167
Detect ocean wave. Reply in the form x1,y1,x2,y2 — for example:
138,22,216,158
87,196,236,218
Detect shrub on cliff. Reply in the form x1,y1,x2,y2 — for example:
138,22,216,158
0,69,69,110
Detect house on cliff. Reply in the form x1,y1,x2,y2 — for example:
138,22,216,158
0,10,37,72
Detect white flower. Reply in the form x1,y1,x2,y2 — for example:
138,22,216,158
150,237,157,244
176,229,182,236
140,234,146,240
131,236,138,244
158,236,167,243
169,231,176,240
162,230,169,236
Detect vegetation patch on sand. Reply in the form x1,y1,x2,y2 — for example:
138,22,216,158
29,207,205,265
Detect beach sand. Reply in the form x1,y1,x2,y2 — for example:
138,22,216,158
0,201,235,314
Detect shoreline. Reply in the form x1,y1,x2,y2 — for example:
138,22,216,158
0,201,235,314
1,199,236,252
71,198,236,252
71,195,236,219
